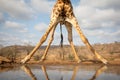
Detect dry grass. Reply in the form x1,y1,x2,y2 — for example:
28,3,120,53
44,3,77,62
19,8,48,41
0,42,120,64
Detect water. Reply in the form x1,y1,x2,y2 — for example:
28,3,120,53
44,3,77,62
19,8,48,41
0,64,120,80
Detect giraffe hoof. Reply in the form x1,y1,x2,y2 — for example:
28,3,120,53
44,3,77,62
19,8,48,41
40,57,45,62
76,59,81,63
21,56,30,64
21,59,28,64
21,59,27,64
100,58,108,64
102,60,108,64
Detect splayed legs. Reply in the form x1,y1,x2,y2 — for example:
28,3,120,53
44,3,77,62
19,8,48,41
65,22,81,63
66,18,108,64
40,24,57,61
21,19,58,64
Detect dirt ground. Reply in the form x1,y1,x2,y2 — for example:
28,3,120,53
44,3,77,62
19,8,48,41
0,42,120,66
30,60,120,65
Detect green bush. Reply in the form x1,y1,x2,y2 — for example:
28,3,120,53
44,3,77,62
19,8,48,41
68,54,74,60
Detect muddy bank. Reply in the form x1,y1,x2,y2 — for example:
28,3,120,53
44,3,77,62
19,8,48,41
0,42,120,65
1,60,120,66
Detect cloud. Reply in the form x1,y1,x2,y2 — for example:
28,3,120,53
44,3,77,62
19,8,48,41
76,1,120,27
31,0,54,14
5,21,24,28
80,0,120,10
4,21,28,33
75,0,120,27
0,32,22,46
74,6,95,19
75,7,120,29
27,33,36,38
81,29,120,43
20,28,28,33
0,12,4,23
0,0,34,19
0,13,3,20
0,0,120,46
0,32,37,46
92,9,120,22
73,0,120,44
34,22,48,32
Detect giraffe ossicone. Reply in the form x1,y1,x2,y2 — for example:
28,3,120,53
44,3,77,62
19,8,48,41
21,0,108,64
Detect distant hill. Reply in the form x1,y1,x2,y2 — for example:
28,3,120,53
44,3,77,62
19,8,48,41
0,42,120,63
0,44,3,49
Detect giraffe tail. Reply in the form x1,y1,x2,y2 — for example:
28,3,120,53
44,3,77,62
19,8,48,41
60,23,63,47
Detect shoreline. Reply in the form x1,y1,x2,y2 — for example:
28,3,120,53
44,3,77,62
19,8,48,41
1,60,120,66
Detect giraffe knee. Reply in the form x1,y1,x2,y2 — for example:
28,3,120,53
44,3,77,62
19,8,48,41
40,35,47,43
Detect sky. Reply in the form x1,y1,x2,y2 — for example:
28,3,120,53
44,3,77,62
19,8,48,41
0,0,120,46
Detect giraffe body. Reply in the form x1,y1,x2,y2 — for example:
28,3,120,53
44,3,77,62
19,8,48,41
21,0,108,64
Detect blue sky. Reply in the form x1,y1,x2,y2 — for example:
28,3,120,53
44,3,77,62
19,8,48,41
0,0,120,46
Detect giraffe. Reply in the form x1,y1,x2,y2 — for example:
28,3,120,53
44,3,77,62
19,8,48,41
21,0,108,64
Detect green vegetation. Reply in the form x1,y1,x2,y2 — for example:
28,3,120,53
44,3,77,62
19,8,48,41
68,54,74,60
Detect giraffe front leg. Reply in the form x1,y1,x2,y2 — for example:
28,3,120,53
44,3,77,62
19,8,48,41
71,66,79,80
21,36,48,63
90,65,107,80
41,65,49,80
21,65,37,80
65,22,81,63
66,18,108,64
21,34,48,64
21,20,57,64
40,24,57,61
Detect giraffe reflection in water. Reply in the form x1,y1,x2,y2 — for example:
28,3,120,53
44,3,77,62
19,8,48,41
21,65,107,80
21,65,37,80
